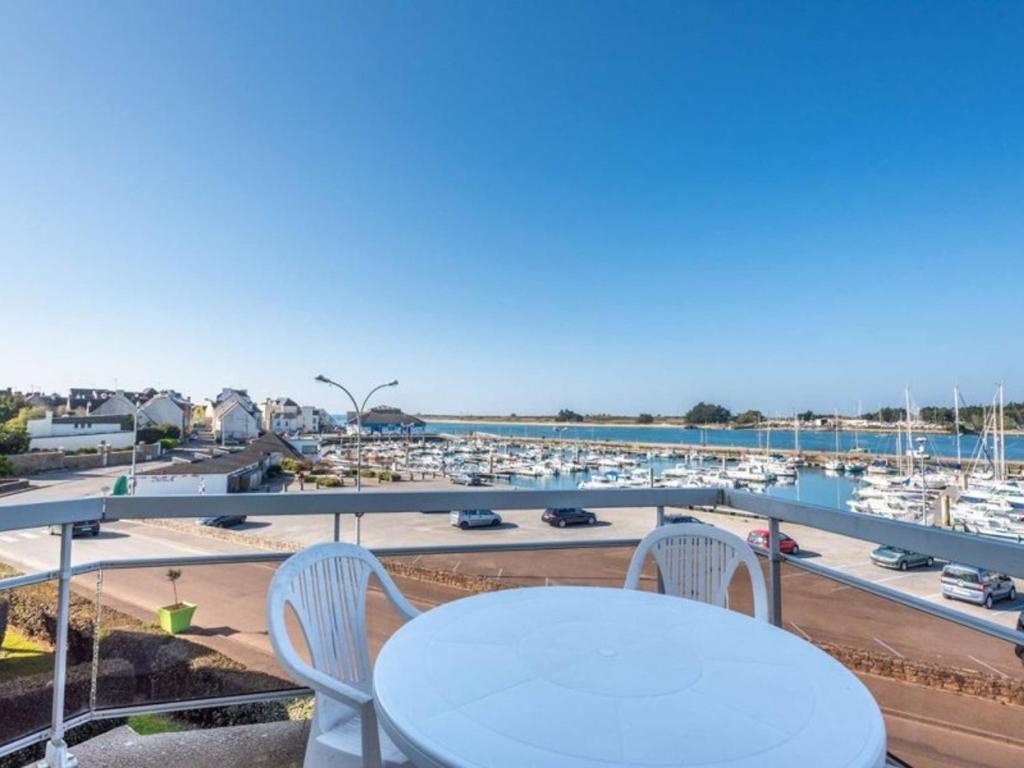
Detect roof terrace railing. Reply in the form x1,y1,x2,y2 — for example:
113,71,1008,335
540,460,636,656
0,487,1022,766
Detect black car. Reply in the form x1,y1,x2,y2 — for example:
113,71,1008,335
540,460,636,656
541,508,597,528
197,515,247,528
665,514,707,526
49,520,101,537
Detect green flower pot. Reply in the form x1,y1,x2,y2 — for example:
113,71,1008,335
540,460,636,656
157,602,196,634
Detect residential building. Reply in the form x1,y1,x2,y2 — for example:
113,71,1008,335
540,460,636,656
25,411,135,451
261,398,322,434
67,387,154,415
209,389,262,442
135,432,301,495
140,392,193,436
90,389,193,436
346,406,425,436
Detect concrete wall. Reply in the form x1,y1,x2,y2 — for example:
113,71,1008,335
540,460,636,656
134,473,228,496
28,431,135,452
9,444,162,475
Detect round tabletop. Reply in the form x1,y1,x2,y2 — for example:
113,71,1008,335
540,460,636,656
374,586,886,768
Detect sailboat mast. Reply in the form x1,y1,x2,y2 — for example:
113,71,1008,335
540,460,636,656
998,383,1006,481
794,412,800,453
953,384,962,467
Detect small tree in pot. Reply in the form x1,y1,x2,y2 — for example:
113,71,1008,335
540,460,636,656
156,568,196,634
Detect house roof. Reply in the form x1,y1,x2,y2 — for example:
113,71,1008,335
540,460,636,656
348,410,425,426
142,432,301,477
68,388,155,411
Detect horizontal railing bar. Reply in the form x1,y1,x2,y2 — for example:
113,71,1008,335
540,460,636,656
774,550,1024,646
0,712,91,760
102,487,722,519
0,497,104,532
89,688,311,720
0,569,60,591
726,490,1024,579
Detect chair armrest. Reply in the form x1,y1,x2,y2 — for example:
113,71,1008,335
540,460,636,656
283,654,373,708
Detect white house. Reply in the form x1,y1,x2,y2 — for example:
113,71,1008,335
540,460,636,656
140,392,192,436
262,398,322,434
91,389,192,436
26,411,135,452
213,399,261,442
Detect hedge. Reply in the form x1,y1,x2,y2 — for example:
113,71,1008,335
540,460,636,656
0,658,135,746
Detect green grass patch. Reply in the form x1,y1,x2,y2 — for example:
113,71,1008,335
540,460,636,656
127,713,187,735
0,626,53,681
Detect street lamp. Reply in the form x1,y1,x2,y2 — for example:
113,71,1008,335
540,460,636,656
315,375,398,543
129,401,143,495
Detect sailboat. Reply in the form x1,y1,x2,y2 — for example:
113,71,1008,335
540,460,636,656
823,409,845,472
846,402,867,473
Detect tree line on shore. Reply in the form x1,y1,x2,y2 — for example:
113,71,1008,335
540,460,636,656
551,400,1024,431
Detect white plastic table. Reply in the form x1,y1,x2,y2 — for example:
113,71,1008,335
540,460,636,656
374,586,886,768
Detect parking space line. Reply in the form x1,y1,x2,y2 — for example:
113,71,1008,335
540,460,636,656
969,655,1009,679
873,637,905,658
873,574,913,584
0,535,16,543
18,532,38,539
789,621,811,641
496,568,504,579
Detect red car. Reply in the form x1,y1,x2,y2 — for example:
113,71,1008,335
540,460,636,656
746,529,799,555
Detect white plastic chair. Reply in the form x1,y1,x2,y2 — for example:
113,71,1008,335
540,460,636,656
267,542,420,768
623,523,769,620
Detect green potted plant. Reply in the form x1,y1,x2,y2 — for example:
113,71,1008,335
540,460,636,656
157,568,196,634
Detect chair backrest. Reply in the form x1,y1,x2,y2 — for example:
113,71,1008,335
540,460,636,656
623,523,769,620
267,542,418,693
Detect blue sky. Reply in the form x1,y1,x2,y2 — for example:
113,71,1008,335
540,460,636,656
3,2,1023,415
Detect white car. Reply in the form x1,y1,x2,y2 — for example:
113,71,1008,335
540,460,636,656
450,509,502,529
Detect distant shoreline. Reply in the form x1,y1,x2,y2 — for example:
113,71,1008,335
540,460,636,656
418,416,969,434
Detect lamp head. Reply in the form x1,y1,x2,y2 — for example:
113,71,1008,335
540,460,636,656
315,374,330,384
388,380,399,387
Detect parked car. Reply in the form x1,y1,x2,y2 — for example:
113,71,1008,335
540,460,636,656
869,546,934,571
746,529,799,554
941,563,1016,609
542,508,597,528
197,515,247,528
450,473,484,486
49,520,101,537
665,514,708,526
450,509,502,529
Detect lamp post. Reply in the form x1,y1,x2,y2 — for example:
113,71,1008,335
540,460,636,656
129,402,142,496
315,375,398,543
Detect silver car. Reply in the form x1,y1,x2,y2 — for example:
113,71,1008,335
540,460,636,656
450,509,502,530
941,563,1017,609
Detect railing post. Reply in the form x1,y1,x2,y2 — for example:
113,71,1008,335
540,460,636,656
333,513,341,542
768,516,782,628
88,570,104,713
655,506,665,594
44,522,79,768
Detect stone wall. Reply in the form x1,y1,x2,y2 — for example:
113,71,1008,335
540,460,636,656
9,444,162,476
819,640,1024,706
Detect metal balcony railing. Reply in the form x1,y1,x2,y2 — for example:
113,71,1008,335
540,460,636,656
0,487,1022,766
